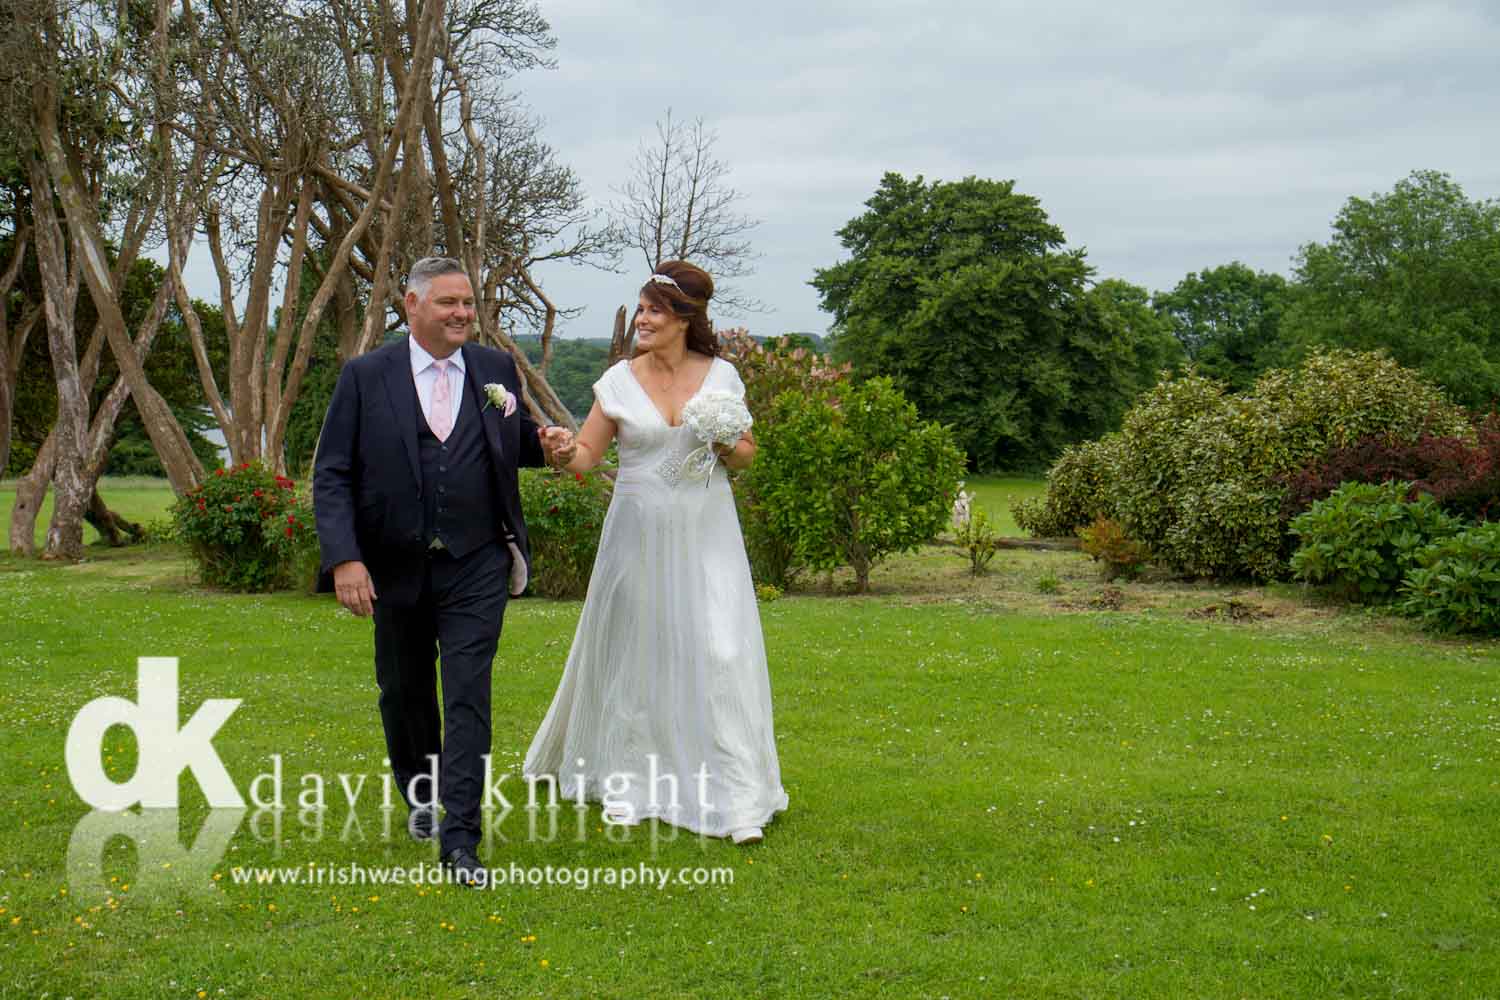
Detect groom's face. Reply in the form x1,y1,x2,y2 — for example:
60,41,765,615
407,273,476,358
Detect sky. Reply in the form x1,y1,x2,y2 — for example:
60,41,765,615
499,0,1500,339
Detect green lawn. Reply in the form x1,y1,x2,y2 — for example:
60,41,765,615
0,476,178,550
961,474,1044,537
1,537,1496,998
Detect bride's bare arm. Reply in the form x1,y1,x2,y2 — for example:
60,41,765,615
713,428,756,471
557,401,617,473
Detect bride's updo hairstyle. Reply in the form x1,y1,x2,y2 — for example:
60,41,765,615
637,260,718,358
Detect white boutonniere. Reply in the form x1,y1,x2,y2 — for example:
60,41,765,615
482,382,517,417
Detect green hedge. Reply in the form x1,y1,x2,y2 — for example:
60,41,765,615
1290,482,1465,602
1020,350,1471,580
1401,522,1500,635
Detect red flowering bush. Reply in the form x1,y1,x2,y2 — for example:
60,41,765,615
1280,412,1500,523
518,468,611,598
171,462,316,591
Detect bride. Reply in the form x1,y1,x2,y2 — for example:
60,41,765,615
523,260,788,844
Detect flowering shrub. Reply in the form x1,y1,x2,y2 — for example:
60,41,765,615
1401,522,1500,635
1289,482,1464,602
171,462,314,591
518,468,611,598
755,583,783,602
719,331,854,587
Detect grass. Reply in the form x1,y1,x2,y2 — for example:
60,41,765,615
960,474,1044,537
1,482,1498,997
0,476,179,550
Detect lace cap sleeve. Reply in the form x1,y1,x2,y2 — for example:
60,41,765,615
593,360,630,421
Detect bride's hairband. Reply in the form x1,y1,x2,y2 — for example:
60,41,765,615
647,273,681,291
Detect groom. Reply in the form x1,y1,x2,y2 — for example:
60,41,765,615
313,257,573,885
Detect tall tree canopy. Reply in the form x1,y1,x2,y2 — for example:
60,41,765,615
1281,170,1500,409
1151,262,1289,391
813,173,1174,471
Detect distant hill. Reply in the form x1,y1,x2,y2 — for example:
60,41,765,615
511,331,831,421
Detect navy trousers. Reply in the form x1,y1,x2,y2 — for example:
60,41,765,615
372,540,511,854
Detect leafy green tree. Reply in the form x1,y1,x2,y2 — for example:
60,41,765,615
1083,278,1184,408
755,376,965,592
1281,170,1500,408
1151,262,1289,390
515,337,611,422
813,172,1167,471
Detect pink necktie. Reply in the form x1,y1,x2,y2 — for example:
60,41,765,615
429,359,453,441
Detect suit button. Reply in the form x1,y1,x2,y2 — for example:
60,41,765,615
438,486,447,494
439,465,447,473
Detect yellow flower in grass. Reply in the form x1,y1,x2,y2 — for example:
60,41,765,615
539,959,550,969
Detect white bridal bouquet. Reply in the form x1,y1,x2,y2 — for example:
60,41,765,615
482,382,517,417
679,390,753,483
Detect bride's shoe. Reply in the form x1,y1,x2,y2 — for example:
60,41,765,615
730,827,763,845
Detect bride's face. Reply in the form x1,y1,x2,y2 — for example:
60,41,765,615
634,294,689,352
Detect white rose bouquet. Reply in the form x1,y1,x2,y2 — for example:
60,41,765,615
679,390,753,484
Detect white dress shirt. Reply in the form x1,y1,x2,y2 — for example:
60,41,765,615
409,337,465,431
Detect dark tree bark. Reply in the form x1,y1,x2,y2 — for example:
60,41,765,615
85,488,144,546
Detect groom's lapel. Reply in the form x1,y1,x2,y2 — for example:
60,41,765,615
462,343,506,462
381,339,422,488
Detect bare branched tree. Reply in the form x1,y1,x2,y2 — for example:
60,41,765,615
419,4,617,428
610,108,762,344
1,0,218,556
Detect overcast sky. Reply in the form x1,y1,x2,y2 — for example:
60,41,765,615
505,0,1500,339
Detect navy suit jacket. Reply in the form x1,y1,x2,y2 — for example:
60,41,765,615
312,337,547,605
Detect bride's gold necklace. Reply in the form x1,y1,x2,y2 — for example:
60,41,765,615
646,359,684,395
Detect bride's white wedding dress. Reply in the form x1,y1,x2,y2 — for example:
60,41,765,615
522,356,788,837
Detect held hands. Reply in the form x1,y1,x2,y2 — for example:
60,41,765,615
540,425,577,468
333,560,378,617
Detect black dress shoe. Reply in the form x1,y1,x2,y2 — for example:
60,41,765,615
441,846,487,888
407,806,436,841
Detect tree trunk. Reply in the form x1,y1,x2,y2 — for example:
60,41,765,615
0,228,34,478
0,360,12,479
9,432,56,556
85,487,144,546
28,155,90,562
608,305,634,365
33,81,203,494
43,460,90,561
40,228,177,558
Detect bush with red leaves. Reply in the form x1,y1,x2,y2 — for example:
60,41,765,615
1279,413,1500,523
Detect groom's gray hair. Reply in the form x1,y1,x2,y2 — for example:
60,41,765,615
406,257,470,301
